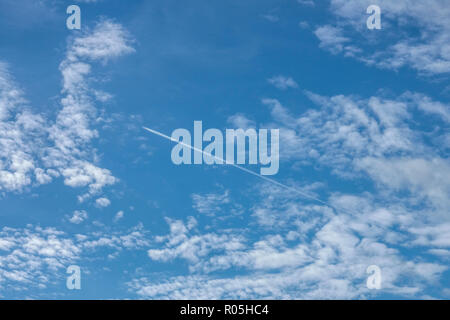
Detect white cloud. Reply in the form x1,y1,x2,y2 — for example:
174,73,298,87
81,224,149,250
298,0,315,6
68,210,88,224
133,88,449,299
114,210,124,222
45,20,133,199
95,197,111,208
191,190,230,216
134,188,448,299
0,19,134,201
403,92,450,123
0,224,149,291
267,75,299,90
260,92,448,218
356,157,450,212
0,64,48,192
147,217,246,270
410,223,450,248
69,20,134,62
299,21,310,29
261,14,279,23
314,25,351,55
0,226,81,288
315,0,450,75
227,114,255,129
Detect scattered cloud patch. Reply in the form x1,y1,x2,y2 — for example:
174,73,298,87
95,197,111,208
267,75,299,90
114,210,124,222
298,0,315,6
0,224,149,291
68,210,88,224
0,19,134,202
314,0,450,75
191,190,230,216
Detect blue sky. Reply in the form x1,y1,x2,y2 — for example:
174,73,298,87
0,0,449,299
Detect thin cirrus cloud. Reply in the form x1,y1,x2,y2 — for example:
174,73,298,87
298,0,315,6
191,190,231,216
267,75,299,90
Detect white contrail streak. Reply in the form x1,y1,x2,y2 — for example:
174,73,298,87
143,126,343,211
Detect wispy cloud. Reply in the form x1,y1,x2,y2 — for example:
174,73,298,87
191,190,231,216
68,210,88,224
267,75,299,90
314,0,450,75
